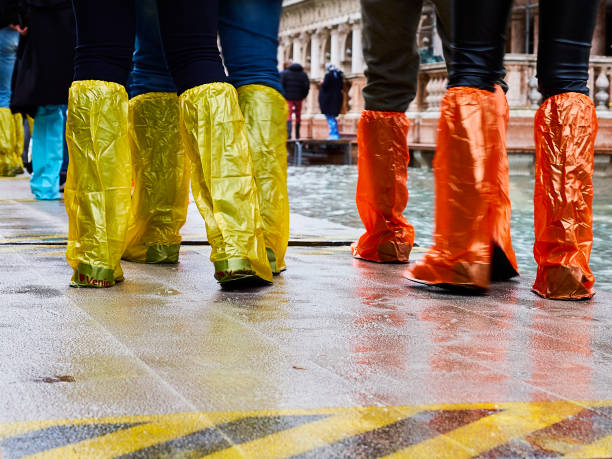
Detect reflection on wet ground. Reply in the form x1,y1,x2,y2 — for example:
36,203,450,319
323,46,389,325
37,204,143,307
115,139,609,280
288,165,612,290
1,173,612,457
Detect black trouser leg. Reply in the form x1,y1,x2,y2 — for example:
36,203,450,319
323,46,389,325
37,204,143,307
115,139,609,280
72,0,136,85
155,0,227,95
537,0,599,99
448,0,513,91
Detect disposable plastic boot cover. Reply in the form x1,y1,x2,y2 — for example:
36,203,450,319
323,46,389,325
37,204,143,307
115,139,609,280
351,110,414,262
237,84,289,274
12,113,24,173
65,81,132,287
179,82,273,283
30,106,64,200
532,93,596,300
123,92,190,264
490,86,519,280
406,87,506,290
0,108,16,176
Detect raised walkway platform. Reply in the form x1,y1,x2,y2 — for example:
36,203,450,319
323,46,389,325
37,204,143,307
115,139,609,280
0,176,611,458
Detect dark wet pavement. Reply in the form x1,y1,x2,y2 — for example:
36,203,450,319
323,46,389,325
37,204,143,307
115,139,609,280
0,176,611,458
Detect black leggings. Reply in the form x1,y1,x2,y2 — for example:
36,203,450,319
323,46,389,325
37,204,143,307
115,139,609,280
448,0,599,100
72,0,227,94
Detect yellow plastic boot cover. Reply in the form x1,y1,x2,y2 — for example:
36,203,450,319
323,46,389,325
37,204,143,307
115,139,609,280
123,92,190,264
65,80,132,287
237,84,289,274
179,82,273,283
0,108,17,176
12,113,25,173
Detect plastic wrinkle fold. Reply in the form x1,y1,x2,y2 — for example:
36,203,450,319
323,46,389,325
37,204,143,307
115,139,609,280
179,82,272,283
65,80,132,287
123,92,190,264
406,86,517,290
351,110,414,263
532,92,596,300
238,84,290,273
13,113,24,173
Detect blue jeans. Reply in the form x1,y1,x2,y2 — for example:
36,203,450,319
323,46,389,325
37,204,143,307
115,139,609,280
30,105,65,200
325,115,339,140
129,0,176,97
128,0,282,96
0,27,18,108
219,0,283,94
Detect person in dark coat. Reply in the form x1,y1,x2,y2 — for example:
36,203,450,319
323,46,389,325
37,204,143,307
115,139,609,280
280,61,309,139
318,63,343,140
10,0,75,199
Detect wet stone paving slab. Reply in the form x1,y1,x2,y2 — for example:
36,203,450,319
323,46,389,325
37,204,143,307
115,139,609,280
0,177,611,458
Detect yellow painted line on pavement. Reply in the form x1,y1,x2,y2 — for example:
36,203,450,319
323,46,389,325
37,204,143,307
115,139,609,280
26,412,247,459
384,401,585,459
0,402,610,458
569,434,612,458
207,406,422,459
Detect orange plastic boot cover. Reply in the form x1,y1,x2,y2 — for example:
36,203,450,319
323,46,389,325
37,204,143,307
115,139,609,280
351,110,414,262
532,92,596,300
406,87,504,290
490,85,519,281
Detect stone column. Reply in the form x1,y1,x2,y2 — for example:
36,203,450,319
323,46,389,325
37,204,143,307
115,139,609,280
330,27,340,68
592,0,606,56
292,38,302,65
351,24,363,74
310,32,321,79
510,10,525,53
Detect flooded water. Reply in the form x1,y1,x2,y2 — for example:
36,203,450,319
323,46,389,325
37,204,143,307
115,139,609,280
288,165,612,292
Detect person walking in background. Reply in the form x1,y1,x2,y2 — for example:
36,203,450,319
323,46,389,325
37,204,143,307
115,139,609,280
10,0,75,200
0,0,22,177
351,0,518,282
407,0,597,300
318,63,343,140
280,60,309,139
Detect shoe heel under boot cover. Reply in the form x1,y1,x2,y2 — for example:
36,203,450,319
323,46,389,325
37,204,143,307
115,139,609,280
351,110,414,263
179,82,272,283
122,92,190,264
65,80,132,288
490,85,519,281
406,87,507,290
0,108,17,176
532,92,596,300
238,84,290,274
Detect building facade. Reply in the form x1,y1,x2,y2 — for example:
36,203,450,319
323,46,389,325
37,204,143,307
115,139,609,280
280,0,612,161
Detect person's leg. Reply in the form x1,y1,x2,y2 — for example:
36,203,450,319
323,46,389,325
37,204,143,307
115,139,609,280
156,0,273,284
123,0,189,264
65,0,135,287
219,0,289,273
30,106,64,200
129,0,176,98
351,0,423,263
406,0,518,290
532,0,599,300
219,0,283,94
0,27,19,176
